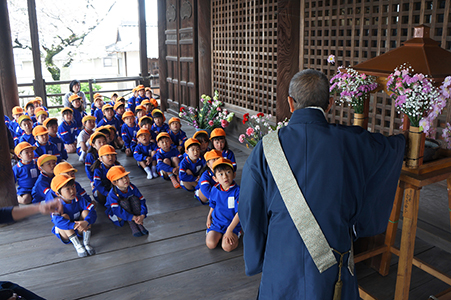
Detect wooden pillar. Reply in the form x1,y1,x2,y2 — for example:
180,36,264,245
276,0,300,122
138,0,150,87
0,0,20,117
157,0,168,112
197,0,211,98
27,0,46,106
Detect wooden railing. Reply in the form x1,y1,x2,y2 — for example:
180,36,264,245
17,74,159,109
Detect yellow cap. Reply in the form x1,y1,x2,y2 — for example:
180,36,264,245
37,154,57,167
18,115,31,125
54,162,77,176
156,132,171,141
212,157,234,171
32,125,49,137
82,115,96,124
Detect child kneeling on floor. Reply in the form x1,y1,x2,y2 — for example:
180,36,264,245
105,166,149,237
206,158,241,252
49,174,97,257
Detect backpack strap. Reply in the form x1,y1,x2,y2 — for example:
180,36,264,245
262,129,337,273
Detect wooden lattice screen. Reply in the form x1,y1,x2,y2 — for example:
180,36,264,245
211,0,278,116
302,0,451,136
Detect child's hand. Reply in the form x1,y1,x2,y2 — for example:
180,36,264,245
74,220,89,232
125,148,132,156
223,230,238,246
172,167,179,175
206,217,212,228
186,170,193,176
146,157,152,165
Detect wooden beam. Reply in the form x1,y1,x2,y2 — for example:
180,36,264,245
157,0,167,111
276,0,300,122
197,0,210,100
138,0,149,87
0,0,20,116
27,0,46,105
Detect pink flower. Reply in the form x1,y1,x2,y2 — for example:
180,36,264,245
221,119,229,128
208,120,214,126
239,134,245,143
394,70,401,76
327,55,335,64
361,74,367,80
217,107,222,111
246,127,254,137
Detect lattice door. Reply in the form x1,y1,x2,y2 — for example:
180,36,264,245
164,0,198,111
302,0,451,137
211,0,278,116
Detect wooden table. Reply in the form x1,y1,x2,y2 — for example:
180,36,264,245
357,155,451,300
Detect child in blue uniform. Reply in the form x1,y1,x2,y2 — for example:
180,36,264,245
32,154,57,203
24,101,37,123
109,92,119,106
10,106,24,145
44,118,68,161
114,102,125,129
168,117,187,153
137,115,156,142
49,174,97,257
140,99,152,117
179,138,205,191
154,132,181,188
33,125,61,162
133,128,158,179
17,115,35,146
77,116,96,162
193,130,211,159
58,107,79,154
210,128,237,170
85,132,108,187
151,109,169,136
195,149,222,204
127,87,138,112
105,166,149,236
34,108,48,127
13,142,39,204
92,145,120,205
121,111,138,157
206,158,241,252
135,85,148,106
134,105,146,124
98,104,123,149
69,94,87,130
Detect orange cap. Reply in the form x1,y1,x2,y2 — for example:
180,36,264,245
210,128,226,139
25,101,35,109
35,109,48,118
137,128,150,137
69,94,82,102
94,93,102,100
150,98,158,107
136,85,145,91
141,99,151,106
33,96,43,104
32,125,49,137
204,149,222,162
35,107,45,113
89,131,106,145
14,142,36,156
82,115,96,124
168,117,181,125
12,106,24,115
193,130,209,140
98,144,117,157
122,111,135,120
212,157,234,171
156,132,171,141
185,138,201,150
18,115,31,125
135,105,145,112
51,174,74,193
117,96,125,102
61,107,73,114
145,87,152,92
110,92,118,98
102,104,114,112
106,165,130,182
113,102,125,110
54,161,77,176
132,87,137,93
138,116,153,127
37,154,57,167
43,118,57,128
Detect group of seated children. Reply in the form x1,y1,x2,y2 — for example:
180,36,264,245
10,86,241,255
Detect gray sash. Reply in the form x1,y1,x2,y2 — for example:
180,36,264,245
262,130,337,273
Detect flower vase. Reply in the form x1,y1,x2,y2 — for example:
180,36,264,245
406,126,425,168
353,113,365,127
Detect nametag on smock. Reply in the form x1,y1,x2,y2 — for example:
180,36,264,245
228,197,235,209
30,168,38,178
73,212,81,220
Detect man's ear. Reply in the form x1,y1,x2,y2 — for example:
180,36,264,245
287,96,295,113
326,97,334,113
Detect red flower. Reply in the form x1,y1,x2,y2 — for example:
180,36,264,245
257,113,264,118
242,113,250,124
180,107,185,112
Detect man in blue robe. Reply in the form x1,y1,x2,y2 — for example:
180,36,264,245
238,69,406,299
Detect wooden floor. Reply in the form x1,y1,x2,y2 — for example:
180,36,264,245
1,119,451,299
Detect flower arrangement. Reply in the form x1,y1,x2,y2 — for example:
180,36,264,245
179,91,234,131
329,67,378,114
386,64,440,128
238,113,289,147
438,77,451,148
